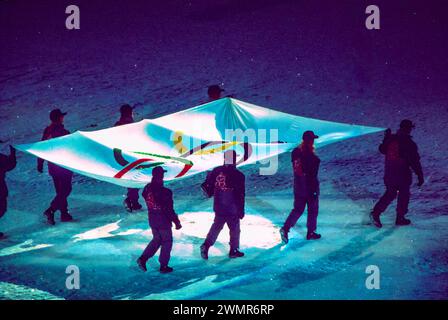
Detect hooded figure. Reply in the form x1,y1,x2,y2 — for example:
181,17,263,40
280,131,322,244
114,104,143,212
200,150,246,260
137,166,182,274
0,145,17,239
370,120,424,227
38,109,74,225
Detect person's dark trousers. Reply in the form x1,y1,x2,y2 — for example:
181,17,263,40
127,188,140,204
50,174,73,212
283,195,319,233
204,215,240,250
0,197,6,219
372,184,410,219
0,197,5,236
140,228,173,267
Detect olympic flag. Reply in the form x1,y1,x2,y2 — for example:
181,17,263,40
16,98,383,187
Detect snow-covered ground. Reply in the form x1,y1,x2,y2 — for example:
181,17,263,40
0,0,447,299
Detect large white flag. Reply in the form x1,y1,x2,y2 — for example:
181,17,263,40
16,98,383,187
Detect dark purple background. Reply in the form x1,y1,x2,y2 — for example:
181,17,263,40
1,0,447,113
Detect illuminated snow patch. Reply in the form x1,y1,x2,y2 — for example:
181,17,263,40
0,282,64,300
73,220,122,242
116,229,144,236
72,220,145,242
0,240,53,257
178,212,281,249
171,243,195,257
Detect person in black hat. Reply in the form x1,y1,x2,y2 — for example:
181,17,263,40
38,109,74,225
370,119,424,228
115,104,135,126
114,104,143,212
137,166,182,274
200,149,246,259
0,145,16,239
280,130,321,244
207,85,225,102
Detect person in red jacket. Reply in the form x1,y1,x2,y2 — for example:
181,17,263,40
115,104,143,212
137,166,182,274
0,145,16,239
38,109,74,225
370,120,424,228
280,131,321,244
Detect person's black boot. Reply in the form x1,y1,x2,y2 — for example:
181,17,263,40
137,257,147,272
280,227,289,244
160,265,173,273
60,210,73,222
396,217,411,226
229,249,245,258
123,198,133,213
370,211,382,228
306,232,322,240
43,208,56,225
200,244,209,260
132,202,143,211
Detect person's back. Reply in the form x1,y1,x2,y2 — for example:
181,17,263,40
208,164,245,217
380,128,422,186
142,182,179,229
138,166,181,273
370,120,424,228
291,145,320,198
200,150,246,259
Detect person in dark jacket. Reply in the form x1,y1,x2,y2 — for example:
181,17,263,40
207,85,225,102
115,104,143,212
38,109,74,225
200,150,245,259
370,119,424,228
0,145,17,239
280,131,322,244
137,166,182,274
